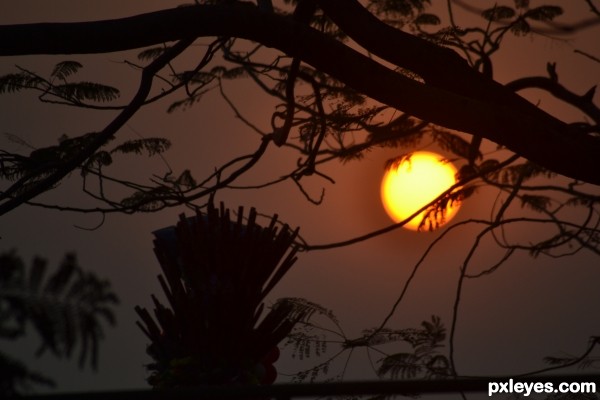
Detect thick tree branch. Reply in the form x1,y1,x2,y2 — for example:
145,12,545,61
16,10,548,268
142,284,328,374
1,4,600,184
314,0,574,141
0,37,195,216
506,76,600,125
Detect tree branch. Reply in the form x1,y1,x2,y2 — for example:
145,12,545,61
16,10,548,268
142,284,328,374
1,4,600,184
507,75,600,125
0,37,195,216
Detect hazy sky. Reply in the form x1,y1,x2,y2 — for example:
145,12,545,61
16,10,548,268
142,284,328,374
1,1,600,395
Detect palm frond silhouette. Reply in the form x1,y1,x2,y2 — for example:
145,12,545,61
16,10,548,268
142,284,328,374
0,250,118,396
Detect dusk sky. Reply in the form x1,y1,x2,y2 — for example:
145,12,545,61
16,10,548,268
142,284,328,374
1,1,600,396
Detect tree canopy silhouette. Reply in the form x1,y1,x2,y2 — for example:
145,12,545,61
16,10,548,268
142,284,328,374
0,0,599,218
1,0,600,392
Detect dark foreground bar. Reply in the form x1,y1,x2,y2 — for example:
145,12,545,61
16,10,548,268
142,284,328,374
24,375,600,399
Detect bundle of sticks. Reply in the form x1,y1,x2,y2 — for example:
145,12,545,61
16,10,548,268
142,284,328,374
135,203,304,387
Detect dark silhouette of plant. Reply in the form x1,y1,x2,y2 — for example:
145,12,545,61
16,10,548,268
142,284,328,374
281,304,451,383
0,0,599,392
135,203,307,387
0,0,599,216
0,352,53,398
364,316,450,380
0,251,119,397
0,1,597,261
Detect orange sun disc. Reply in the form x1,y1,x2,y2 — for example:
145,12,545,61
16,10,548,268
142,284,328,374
380,151,460,231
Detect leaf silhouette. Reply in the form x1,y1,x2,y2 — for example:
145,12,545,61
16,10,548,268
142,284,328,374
482,6,516,21
0,250,118,396
525,6,563,21
0,251,119,369
50,61,83,81
53,82,120,102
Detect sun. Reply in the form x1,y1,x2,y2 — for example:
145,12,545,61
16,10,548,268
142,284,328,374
380,151,460,231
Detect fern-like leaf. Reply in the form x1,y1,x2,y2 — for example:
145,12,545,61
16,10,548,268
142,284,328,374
291,358,334,383
520,194,551,212
222,66,248,79
431,128,473,160
511,19,531,36
277,297,341,326
0,351,55,397
0,251,119,370
378,352,422,379
369,0,429,18
82,151,113,175
120,187,171,211
110,138,171,157
167,93,205,113
53,82,120,102
525,6,563,21
0,72,45,94
482,6,516,21
50,61,83,81
174,71,215,85
138,46,168,61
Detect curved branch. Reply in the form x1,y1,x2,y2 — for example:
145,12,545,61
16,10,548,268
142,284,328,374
0,37,196,216
451,0,600,34
507,75,600,124
303,154,520,251
1,4,600,184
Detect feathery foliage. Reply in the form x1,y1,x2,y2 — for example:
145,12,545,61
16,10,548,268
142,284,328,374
53,82,119,103
0,352,54,398
283,312,451,383
482,6,516,21
50,61,83,81
0,250,118,395
373,316,451,380
0,61,119,103
0,0,598,391
110,138,171,157
283,298,339,360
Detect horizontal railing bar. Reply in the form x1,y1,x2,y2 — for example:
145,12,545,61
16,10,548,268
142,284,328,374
24,375,600,399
